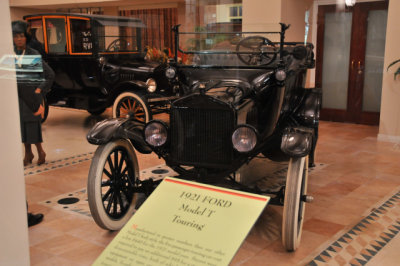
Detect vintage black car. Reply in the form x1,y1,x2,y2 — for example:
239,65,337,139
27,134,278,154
86,23,321,251
24,13,179,122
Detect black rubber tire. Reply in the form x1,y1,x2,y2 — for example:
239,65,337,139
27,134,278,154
87,139,140,230
112,91,151,122
282,156,308,251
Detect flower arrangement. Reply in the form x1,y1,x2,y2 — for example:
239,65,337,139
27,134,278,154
144,47,173,63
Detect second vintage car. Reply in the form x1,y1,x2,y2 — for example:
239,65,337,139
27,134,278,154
24,13,180,122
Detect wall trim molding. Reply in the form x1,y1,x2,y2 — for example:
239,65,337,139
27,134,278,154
377,133,400,143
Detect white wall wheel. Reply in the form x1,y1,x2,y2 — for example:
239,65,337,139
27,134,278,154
112,91,151,122
87,139,140,230
282,156,309,251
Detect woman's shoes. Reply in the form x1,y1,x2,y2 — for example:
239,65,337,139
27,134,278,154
23,152,46,166
23,153,34,166
37,152,46,165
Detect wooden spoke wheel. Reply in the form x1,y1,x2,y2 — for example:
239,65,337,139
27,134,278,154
87,139,141,230
112,92,151,122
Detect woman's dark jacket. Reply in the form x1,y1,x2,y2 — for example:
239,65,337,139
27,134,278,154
16,46,54,120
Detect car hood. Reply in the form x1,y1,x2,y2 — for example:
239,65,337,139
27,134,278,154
119,61,160,73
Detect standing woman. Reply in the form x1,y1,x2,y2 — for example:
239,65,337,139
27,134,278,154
12,21,54,166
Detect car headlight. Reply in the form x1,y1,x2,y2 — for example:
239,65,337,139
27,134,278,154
280,127,313,157
98,56,106,65
146,78,157,93
144,121,168,147
232,125,258,153
165,67,176,79
275,69,286,81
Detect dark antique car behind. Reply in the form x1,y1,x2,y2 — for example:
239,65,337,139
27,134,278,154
86,23,321,251
24,13,180,122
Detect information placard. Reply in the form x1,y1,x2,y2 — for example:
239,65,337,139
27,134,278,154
93,177,270,266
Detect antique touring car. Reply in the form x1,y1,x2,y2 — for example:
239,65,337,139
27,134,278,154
24,13,179,122
86,23,321,251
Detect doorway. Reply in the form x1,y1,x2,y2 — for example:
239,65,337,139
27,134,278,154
316,1,388,125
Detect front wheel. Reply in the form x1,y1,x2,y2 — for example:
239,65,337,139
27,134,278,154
112,91,151,122
282,156,309,251
87,139,140,230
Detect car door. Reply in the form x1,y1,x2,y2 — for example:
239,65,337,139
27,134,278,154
42,15,99,92
67,16,100,90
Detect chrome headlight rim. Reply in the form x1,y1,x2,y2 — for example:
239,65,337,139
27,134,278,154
275,69,286,81
232,124,259,153
98,56,106,65
144,120,169,148
280,127,313,158
165,66,176,79
146,78,157,93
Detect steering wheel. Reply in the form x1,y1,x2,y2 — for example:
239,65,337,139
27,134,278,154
106,38,128,52
236,36,277,66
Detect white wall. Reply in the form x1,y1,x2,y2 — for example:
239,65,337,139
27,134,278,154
10,0,117,6
378,0,400,142
10,7,56,21
281,0,314,42
0,1,30,266
242,0,282,33
216,3,241,23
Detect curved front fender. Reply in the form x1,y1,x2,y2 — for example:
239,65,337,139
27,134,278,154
87,118,127,145
87,118,152,154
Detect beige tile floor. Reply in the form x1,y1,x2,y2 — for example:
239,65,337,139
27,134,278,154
25,107,400,266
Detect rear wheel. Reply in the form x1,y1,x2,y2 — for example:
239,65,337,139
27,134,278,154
282,156,309,251
87,139,140,230
112,92,151,122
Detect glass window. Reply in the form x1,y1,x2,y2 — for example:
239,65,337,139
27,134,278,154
362,10,388,112
230,6,238,17
45,18,67,53
70,19,92,53
321,12,352,110
97,24,139,52
27,19,45,55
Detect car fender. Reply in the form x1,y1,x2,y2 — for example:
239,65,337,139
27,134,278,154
110,80,148,102
294,88,322,127
87,118,152,154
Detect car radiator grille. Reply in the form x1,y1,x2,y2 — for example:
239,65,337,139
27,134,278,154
170,106,234,167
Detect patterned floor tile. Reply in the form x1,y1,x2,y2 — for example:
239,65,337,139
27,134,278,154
307,191,400,265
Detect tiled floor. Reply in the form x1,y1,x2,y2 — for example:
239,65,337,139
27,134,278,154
25,107,400,265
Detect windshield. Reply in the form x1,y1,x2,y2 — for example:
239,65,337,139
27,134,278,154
175,23,284,67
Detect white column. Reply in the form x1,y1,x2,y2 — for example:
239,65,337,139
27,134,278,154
378,0,400,142
0,1,30,266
